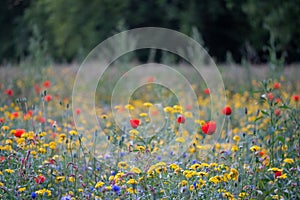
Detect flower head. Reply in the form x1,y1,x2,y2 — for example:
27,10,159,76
202,121,216,135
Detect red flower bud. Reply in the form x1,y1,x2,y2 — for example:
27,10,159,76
130,119,140,129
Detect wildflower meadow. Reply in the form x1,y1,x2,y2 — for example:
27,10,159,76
0,57,299,200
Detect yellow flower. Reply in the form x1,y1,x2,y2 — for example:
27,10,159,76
0,182,4,187
229,168,239,181
239,192,248,198
163,106,173,113
231,145,239,152
278,173,287,179
130,167,141,174
125,104,134,110
49,142,56,149
143,102,153,107
55,176,65,183
105,186,112,190
250,145,261,152
118,161,128,169
4,169,14,174
126,187,137,194
69,130,78,135
127,179,138,185
209,176,223,184
180,180,188,186
283,158,294,164
78,188,83,192
233,135,240,142
1,126,9,131
169,163,180,170
95,181,104,188
68,177,75,182
189,163,201,170
19,187,26,192
139,112,148,117
129,129,139,135
268,168,283,172
38,148,47,154
175,137,185,143
136,145,146,152
35,189,51,196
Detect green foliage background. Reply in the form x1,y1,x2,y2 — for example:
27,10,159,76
1,0,300,64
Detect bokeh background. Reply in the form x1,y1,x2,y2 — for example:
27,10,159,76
1,0,300,65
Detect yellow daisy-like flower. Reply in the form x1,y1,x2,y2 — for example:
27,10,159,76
129,129,139,135
95,181,104,188
175,137,185,143
136,145,146,152
267,168,283,172
180,180,188,186
4,169,15,174
69,130,78,135
139,112,148,117
130,167,141,174
163,106,173,113
283,158,294,164
250,145,261,152
143,102,153,107
55,176,65,183
231,145,239,152
127,179,138,185
19,187,26,192
118,161,129,169
1,126,9,131
68,177,75,182
233,135,240,142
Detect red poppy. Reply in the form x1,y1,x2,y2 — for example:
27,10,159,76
0,117,4,123
177,115,186,124
27,110,33,116
0,156,4,162
259,151,265,156
293,95,299,102
274,109,280,116
49,158,56,164
38,116,46,123
35,175,46,184
75,108,81,115
130,119,140,129
34,84,41,94
43,80,51,88
267,93,274,101
275,98,281,103
14,129,25,137
222,106,232,115
0,83,2,90
275,171,282,178
204,88,210,95
12,112,19,118
273,82,281,89
4,89,13,96
202,121,217,135
44,95,52,102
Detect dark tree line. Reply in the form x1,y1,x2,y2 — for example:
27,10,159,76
1,0,300,64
